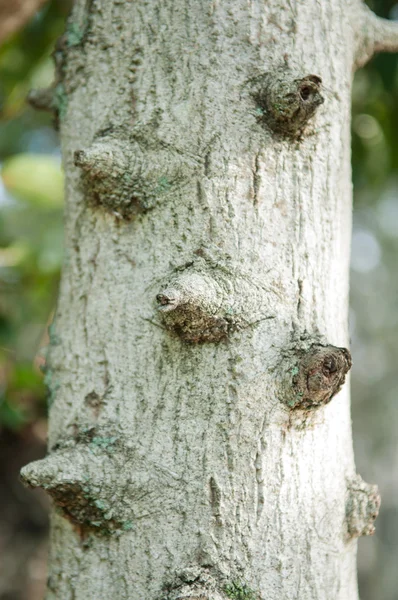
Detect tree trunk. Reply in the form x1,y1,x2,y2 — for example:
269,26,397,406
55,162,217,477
21,1,398,599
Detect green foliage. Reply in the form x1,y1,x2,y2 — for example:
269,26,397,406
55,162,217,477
0,0,70,434
352,2,398,196
2,153,64,207
0,357,46,430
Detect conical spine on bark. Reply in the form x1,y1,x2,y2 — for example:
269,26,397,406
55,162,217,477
20,446,122,532
346,474,381,539
27,87,56,113
156,255,278,343
20,435,146,533
74,131,202,218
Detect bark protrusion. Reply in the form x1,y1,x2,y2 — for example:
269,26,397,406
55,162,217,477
161,570,240,600
254,69,324,137
74,144,128,178
156,254,279,343
21,429,185,534
284,344,352,409
156,288,185,313
20,448,124,533
156,271,228,343
354,4,398,69
346,474,381,539
27,82,68,127
75,130,200,218
74,140,136,216
20,434,147,534
27,87,55,113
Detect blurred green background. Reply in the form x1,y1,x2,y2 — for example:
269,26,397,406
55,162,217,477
0,0,397,598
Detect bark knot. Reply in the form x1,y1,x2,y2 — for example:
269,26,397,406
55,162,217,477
283,343,352,409
156,270,228,343
156,254,278,343
253,68,324,137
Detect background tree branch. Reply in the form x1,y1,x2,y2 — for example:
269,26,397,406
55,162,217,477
0,0,47,45
355,3,398,69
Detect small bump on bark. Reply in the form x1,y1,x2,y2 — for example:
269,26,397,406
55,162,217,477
74,130,200,218
284,344,352,409
20,450,123,533
27,83,68,128
156,254,278,343
73,141,141,218
19,431,145,535
156,271,229,343
346,474,381,539
27,88,55,113
254,69,324,137
160,570,234,600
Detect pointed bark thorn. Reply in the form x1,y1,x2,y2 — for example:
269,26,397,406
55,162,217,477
156,271,229,342
346,474,381,539
156,272,221,314
73,143,128,178
20,450,126,532
156,289,183,312
27,87,55,112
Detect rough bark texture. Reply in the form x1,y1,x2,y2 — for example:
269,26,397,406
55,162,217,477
21,1,398,599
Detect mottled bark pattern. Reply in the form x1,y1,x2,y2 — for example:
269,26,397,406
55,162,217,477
20,0,398,599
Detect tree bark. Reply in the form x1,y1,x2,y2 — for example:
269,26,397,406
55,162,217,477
21,1,398,599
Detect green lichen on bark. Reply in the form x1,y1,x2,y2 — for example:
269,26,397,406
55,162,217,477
66,22,85,47
43,368,60,407
224,582,258,600
74,127,200,218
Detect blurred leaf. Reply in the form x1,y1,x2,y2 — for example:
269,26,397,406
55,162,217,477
0,243,29,267
0,397,28,430
1,153,63,208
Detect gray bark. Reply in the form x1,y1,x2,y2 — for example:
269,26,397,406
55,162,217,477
21,1,398,599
